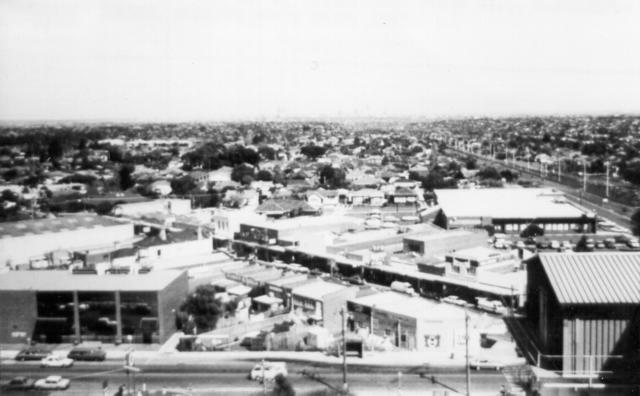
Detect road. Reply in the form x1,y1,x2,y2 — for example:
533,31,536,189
1,360,507,395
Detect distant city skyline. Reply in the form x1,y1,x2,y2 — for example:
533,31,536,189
1,0,640,122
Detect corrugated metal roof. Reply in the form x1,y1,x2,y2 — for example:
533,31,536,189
539,253,640,305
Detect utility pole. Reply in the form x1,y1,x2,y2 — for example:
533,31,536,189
558,159,561,182
583,161,587,193
262,358,266,396
340,307,348,394
605,161,610,198
465,312,471,396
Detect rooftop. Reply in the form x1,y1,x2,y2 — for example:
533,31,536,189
292,280,351,300
434,188,593,219
350,291,464,320
0,214,129,239
539,252,640,305
0,270,184,291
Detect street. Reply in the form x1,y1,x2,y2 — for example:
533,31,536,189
1,360,508,395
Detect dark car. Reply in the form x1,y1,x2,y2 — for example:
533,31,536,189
15,347,50,361
2,376,36,391
67,347,106,361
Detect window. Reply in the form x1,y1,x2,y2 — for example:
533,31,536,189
384,328,392,336
401,334,407,342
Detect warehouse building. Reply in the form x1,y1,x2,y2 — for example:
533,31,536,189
434,188,597,234
0,270,188,344
0,214,134,268
524,252,640,379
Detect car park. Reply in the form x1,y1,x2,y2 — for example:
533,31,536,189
469,359,503,371
67,347,106,361
15,347,51,361
41,355,74,368
34,376,70,391
250,361,288,381
1,377,35,391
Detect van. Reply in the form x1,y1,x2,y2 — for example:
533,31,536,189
67,347,106,361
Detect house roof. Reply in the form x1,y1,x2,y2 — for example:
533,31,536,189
539,253,640,305
256,199,317,214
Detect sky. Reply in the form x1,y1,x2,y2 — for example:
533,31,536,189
1,0,640,122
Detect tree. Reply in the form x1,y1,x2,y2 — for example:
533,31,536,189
271,374,295,396
465,158,477,170
477,166,501,180
256,169,273,181
118,164,135,191
300,145,327,160
631,209,640,237
520,223,544,238
258,145,276,161
179,285,222,333
171,175,198,195
318,165,347,189
231,164,255,184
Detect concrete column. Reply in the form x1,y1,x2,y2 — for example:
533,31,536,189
72,291,81,342
369,306,375,335
115,291,122,342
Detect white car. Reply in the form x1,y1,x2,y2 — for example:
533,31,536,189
34,376,70,390
469,359,503,371
250,361,288,381
41,355,74,368
441,295,465,306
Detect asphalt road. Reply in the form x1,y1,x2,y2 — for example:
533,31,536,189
1,360,507,395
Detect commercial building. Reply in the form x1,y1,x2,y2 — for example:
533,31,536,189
291,280,360,333
347,291,480,354
111,199,192,217
0,270,188,344
434,188,597,234
524,252,640,379
403,230,488,258
0,214,134,268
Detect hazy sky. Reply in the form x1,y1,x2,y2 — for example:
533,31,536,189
1,0,640,121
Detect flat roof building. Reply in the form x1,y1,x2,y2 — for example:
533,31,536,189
434,188,596,234
347,291,480,354
0,270,188,344
0,214,134,268
291,280,360,333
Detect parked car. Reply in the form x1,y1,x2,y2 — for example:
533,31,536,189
604,238,617,249
584,238,595,251
97,317,118,327
15,347,51,361
250,361,288,381
550,240,560,250
595,240,606,249
626,239,640,249
469,359,503,371
41,355,74,368
560,240,573,251
67,347,106,361
34,376,70,391
441,295,466,306
1,377,35,391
